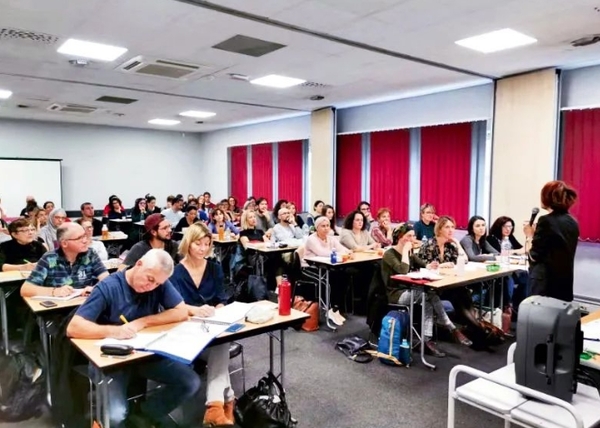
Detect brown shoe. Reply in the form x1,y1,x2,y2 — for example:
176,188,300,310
424,340,446,358
223,399,235,424
452,329,473,347
203,401,234,427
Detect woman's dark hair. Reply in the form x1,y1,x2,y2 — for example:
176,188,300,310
228,196,238,207
185,205,198,214
313,200,324,210
110,197,122,207
392,222,414,245
145,194,156,203
166,195,175,204
467,215,487,239
107,195,117,204
321,205,336,219
256,197,268,207
273,200,288,217
489,216,515,240
247,196,256,202
343,210,367,231
131,198,145,215
43,201,54,209
211,208,224,223
540,180,577,212
356,201,370,210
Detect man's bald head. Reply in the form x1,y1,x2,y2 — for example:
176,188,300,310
57,222,84,242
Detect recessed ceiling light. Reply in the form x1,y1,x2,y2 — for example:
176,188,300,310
57,38,128,61
0,89,12,99
179,110,216,119
148,119,180,126
250,74,306,89
455,28,537,53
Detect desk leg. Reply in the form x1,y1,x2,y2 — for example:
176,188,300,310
279,329,285,388
37,316,52,406
409,289,414,350
420,291,436,370
323,269,336,331
99,372,111,428
0,289,8,355
490,280,495,313
269,331,274,375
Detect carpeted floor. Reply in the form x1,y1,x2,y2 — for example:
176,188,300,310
3,314,513,428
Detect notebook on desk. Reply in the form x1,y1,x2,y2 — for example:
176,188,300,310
191,301,255,325
31,289,84,301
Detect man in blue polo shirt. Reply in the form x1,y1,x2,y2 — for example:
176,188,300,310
21,223,108,298
67,249,200,428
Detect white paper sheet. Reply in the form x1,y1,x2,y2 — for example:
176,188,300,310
31,289,84,301
192,301,255,325
404,269,443,280
96,332,167,349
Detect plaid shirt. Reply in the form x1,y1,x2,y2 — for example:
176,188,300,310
27,248,107,288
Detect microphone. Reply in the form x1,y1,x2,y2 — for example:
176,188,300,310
529,207,540,226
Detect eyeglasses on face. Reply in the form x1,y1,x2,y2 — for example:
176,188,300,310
66,234,88,242
54,216,67,220
17,228,36,233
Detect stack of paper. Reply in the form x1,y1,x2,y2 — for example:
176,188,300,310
192,301,255,325
404,269,443,280
32,289,84,301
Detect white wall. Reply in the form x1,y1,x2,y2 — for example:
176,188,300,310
196,115,311,199
337,84,494,134
561,65,600,110
0,119,204,211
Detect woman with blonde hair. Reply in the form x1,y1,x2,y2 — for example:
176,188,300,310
168,223,235,427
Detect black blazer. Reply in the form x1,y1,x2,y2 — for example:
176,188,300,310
486,234,523,252
529,211,579,302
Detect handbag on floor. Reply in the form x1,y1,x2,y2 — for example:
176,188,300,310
292,296,319,332
234,372,297,428
335,335,374,363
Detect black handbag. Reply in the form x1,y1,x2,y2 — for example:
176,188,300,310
234,372,297,428
335,335,374,363
248,274,269,301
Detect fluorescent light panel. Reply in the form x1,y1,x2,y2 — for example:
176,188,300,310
250,74,306,88
179,110,216,118
455,28,537,53
57,38,128,61
148,119,180,126
0,89,12,99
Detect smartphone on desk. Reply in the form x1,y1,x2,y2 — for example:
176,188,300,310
40,301,57,308
225,323,245,333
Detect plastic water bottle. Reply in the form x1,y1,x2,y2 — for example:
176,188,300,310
456,255,465,276
330,248,337,264
421,235,428,247
302,223,310,236
501,237,511,266
399,338,411,366
225,229,231,241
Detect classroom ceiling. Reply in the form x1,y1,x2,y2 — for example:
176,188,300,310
0,0,599,132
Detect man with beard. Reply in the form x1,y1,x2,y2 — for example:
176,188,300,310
118,214,179,271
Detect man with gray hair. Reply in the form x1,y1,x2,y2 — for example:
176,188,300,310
21,222,108,298
67,249,199,427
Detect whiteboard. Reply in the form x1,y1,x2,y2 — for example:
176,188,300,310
0,158,62,218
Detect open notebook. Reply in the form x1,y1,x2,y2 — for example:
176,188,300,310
191,301,255,325
31,289,85,301
97,321,229,364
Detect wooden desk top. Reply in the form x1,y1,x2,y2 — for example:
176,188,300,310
305,251,382,266
0,271,29,285
71,301,309,370
23,295,87,313
246,242,301,253
583,310,600,324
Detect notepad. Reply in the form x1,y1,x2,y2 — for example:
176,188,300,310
96,332,167,349
192,301,255,325
404,269,443,280
31,289,85,301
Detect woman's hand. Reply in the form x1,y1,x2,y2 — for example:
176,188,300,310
426,261,439,270
523,223,535,238
439,262,454,269
401,241,413,254
372,242,382,250
193,305,215,318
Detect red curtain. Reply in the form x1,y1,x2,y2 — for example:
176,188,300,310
277,140,303,208
229,146,248,202
251,143,273,203
420,123,472,228
370,129,410,221
562,109,600,241
336,134,363,217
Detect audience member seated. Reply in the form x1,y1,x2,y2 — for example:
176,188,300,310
357,201,375,231
255,198,274,232
339,210,381,251
419,216,484,342
34,206,47,230
288,202,304,228
80,202,103,236
24,203,39,220
39,207,67,250
80,220,108,261
21,223,108,297
0,197,5,220
130,198,149,223
119,214,179,271
66,249,200,428
103,195,124,217
273,207,303,242
371,208,393,247
145,194,162,214
209,208,239,236
272,200,288,224
242,196,256,211
460,216,499,262
218,199,235,222
169,223,236,426
203,192,216,211
43,200,55,215
174,205,199,233
306,200,324,227
165,195,175,210
321,205,341,235
488,216,530,307
161,196,184,228
228,196,242,219
239,210,270,246
0,219,10,244
107,197,125,220
382,223,472,356
20,195,37,217
0,218,46,271
414,203,437,241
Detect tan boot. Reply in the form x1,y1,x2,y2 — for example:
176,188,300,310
223,399,236,424
203,401,234,427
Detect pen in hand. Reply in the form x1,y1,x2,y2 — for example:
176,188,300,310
120,315,129,324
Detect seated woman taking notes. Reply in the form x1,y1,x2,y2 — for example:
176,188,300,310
168,223,236,427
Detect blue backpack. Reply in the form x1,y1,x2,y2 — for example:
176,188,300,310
377,310,410,366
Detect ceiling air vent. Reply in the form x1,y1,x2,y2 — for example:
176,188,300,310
300,81,330,89
571,35,600,47
47,103,98,114
116,56,209,79
0,27,59,45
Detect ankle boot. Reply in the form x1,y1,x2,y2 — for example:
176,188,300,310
223,399,235,424
203,401,234,427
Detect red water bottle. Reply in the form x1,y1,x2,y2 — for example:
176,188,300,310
278,275,291,316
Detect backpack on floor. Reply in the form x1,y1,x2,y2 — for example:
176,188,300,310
377,310,410,366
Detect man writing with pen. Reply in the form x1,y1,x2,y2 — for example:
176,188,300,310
67,249,200,428
21,223,108,298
